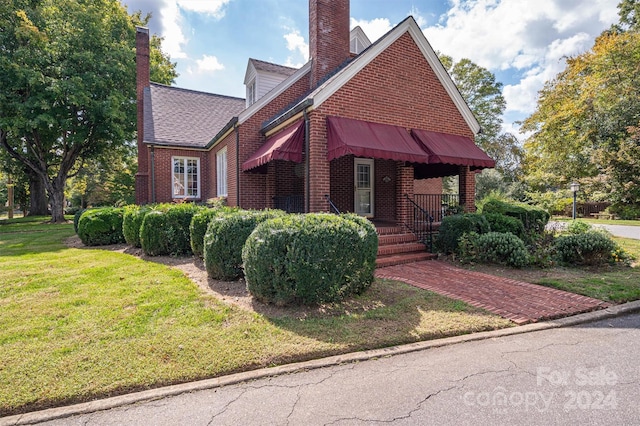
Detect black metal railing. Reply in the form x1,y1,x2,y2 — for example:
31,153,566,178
404,194,434,252
324,194,341,214
413,193,460,222
273,195,304,213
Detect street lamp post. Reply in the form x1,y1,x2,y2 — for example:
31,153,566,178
570,182,580,220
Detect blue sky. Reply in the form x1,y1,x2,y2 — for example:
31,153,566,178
121,0,620,139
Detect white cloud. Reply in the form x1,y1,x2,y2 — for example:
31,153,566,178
283,28,309,68
421,0,619,128
158,0,232,59
350,17,393,42
189,54,225,74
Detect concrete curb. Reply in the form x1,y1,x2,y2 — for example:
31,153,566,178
3,300,640,426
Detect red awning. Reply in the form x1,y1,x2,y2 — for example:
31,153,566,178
410,128,495,169
327,116,430,163
242,120,305,172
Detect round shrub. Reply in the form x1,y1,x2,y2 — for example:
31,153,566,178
567,220,591,235
189,206,237,257
122,204,152,248
242,213,378,305
203,209,285,280
437,213,490,254
140,203,203,256
73,208,86,234
77,207,125,246
484,212,525,238
482,199,550,234
474,232,529,268
554,231,616,266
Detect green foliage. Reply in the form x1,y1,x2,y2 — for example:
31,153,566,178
77,207,125,246
203,210,285,280
437,213,490,254
0,0,176,222
554,231,617,266
122,204,151,248
608,203,640,220
459,231,529,268
189,206,237,257
567,220,592,235
481,199,550,234
484,213,525,238
526,190,574,216
73,208,86,233
139,203,203,256
243,214,378,305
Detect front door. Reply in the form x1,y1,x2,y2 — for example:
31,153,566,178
354,158,374,217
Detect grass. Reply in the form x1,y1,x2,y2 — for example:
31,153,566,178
0,217,511,416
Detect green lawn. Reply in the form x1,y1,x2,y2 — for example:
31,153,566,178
0,217,511,416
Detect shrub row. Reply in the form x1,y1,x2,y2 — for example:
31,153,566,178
243,213,378,305
122,205,151,248
482,199,550,234
190,207,237,257
139,203,203,256
77,207,125,246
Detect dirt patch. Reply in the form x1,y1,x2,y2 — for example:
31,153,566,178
64,235,342,319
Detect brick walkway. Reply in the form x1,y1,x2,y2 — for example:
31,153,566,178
375,261,609,324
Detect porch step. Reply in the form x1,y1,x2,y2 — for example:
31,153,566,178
375,225,405,235
376,252,437,268
378,242,427,256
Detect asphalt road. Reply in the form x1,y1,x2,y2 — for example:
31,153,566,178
548,221,640,239
35,312,640,426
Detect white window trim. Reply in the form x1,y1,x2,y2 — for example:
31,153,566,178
172,156,200,199
216,147,228,197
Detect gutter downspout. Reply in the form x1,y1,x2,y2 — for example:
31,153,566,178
150,145,156,203
304,109,310,213
235,125,240,207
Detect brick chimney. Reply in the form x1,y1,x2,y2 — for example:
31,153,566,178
135,26,150,204
309,0,350,88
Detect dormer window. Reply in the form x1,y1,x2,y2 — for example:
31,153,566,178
246,79,256,107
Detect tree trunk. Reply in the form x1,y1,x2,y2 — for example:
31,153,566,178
28,171,48,216
48,177,67,223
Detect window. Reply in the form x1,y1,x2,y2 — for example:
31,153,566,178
216,147,227,197
246,80,256,107
172,157,200,198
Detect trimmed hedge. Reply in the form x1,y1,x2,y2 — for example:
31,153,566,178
482,199,550,234
554,231,616,266
77,207,125,246
190,207,237,257
203,209,285,280
122,205,152,248
437,213,490,254
73,208,86,233
242,213,378,305
140,203,203,256
484,213,525,239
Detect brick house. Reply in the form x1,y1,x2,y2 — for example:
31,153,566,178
135,0,494,264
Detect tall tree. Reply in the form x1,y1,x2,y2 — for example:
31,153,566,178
0,0,176,222
618,0,640,30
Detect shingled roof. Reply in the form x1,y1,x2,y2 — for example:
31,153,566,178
249,58,298,77
143,83,245,149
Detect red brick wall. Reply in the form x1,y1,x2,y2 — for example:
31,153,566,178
459,166,476,212
414,178,443,194
237,77,310,210
150,147,209,203
309,0,350,87
329,155,353,213
375,159,396,221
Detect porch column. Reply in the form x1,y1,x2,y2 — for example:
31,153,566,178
396,162,413,226
307,114,330,212
459,166,476,212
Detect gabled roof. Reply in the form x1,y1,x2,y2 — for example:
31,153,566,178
143,83,245,149
244,59,298,84
263,16,481,135
350,26,371,54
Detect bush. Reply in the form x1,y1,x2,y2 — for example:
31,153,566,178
609,203,640,220
140,203,203,256
484,213,525,238
77,207,125,246
190,206,237,257
437,213,490,254
567,220,591,235
203,209,285,280
73,208,86,233
482,199,550,234
122,205,152,248
243,213,378,305
554,231,616,266
475,232,529,268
